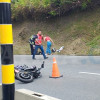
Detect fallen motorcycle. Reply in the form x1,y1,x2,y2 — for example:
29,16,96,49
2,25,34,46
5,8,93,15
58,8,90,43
14,61,44,83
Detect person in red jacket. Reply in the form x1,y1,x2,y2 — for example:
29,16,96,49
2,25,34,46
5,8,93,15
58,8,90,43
32,31,48,59
44,36,54,55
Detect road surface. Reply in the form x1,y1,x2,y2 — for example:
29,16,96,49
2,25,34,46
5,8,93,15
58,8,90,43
0,55,100,100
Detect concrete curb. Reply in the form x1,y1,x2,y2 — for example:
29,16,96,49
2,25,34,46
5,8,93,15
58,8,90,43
0,84,61,100
15,89,61,100
0,84,2,100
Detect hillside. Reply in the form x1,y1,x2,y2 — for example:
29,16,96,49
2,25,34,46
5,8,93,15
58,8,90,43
13,6,100,55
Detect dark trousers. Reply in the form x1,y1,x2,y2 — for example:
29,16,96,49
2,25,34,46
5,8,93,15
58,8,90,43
30,44,34,55
33,45,46,59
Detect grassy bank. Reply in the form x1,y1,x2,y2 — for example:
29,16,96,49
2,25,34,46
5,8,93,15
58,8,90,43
13,6,100,55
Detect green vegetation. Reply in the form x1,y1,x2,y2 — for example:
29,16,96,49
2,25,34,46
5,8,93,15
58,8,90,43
11,0,100,21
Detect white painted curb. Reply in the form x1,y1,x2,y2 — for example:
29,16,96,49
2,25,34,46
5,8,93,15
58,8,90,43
15,89,61,100
0,84,2,100
0,84,61,100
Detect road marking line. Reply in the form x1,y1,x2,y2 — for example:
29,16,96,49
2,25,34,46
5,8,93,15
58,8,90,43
79,72,100,76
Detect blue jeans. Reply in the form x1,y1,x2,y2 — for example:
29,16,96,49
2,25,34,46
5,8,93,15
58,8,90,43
46,41,52,55
33,45,46,59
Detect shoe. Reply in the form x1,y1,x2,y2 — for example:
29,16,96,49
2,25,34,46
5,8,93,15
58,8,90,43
32,58,36,60
44,57,48,59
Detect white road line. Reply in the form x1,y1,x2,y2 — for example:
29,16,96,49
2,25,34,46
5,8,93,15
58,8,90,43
79,72,100,76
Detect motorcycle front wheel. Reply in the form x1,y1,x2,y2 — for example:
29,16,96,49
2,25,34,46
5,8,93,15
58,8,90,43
16,72,34,83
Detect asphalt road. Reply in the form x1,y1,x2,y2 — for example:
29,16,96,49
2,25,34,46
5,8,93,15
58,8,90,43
0,55,100,100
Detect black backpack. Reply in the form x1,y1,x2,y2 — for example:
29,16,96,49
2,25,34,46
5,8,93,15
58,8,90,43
29,35,38,45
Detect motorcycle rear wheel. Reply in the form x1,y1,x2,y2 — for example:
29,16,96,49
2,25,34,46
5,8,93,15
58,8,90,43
16,72,34,83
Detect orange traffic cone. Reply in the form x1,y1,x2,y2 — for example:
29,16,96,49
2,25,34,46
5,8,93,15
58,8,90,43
49,57,63,78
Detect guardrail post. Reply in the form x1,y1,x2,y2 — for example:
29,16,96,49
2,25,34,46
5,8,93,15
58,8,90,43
0,0,15,100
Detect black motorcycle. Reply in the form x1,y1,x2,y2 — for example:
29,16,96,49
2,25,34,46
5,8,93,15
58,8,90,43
15,61,44,83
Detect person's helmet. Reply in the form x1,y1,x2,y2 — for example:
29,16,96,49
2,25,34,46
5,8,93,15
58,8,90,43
52,48,56,52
